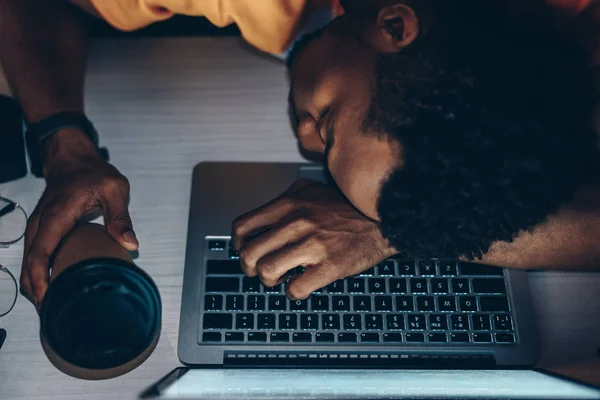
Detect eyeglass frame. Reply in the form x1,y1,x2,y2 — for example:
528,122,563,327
0,195,27,318
0,196,27,248
0,264,18,318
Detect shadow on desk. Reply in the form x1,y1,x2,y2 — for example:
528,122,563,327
528,270,600,387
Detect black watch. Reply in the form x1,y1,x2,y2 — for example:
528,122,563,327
25,112,109,177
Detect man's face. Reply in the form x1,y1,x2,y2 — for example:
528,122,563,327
288,12,402,221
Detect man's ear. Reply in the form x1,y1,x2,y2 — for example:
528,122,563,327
366,3,420,53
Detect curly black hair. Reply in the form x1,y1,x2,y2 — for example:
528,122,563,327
368,1,599,259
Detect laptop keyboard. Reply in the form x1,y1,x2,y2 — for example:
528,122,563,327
200,238,516,345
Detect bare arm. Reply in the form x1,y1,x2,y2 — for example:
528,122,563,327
0,0,97,160
0,0,137,307
476,183,600,271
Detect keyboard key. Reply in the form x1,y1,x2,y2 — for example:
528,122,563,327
332,296,351,311
451,314,470,330
359,268,375,276
322,314,341,330
279,314,298,330
472,279,507,294
327,280,345,294
368,278,387,293
206,259,239,274
378,260,396,276
311,296,330,311
471,314,491,330
365,314,384,330
248,332,267,342
236,314,254,330
293,332,312,343
407,314,426,330
431,279,449,294
226,295,244,311
428,333,447,343
451,279,470,294
347,278,366,293
386,314,405,331
270,332,289,343
361,333,380,343
429,314,448,330
242,277,261,293
418,260,436,276
440,262,458,276
316,333,335,343
338,333,358,343
208,240,226,251
410,278,428,293
480,296,510,312
248,295,266,311
397,261,416,276
343,314,362,330
473,333,492,343
450,333,470,343
437,296,457,312
493,314,513,330
264,284,282,294
290,298,308,311
206,277,239,292
389,278,408,293
228,248,239,259
353,296,372,312
203,313,233,330
383,333,403,343
202,332,222,342
459,263,504,276
374,296,393,312
204,295,223,311
225,332,244,342
269,295,287,311
257,314,276,330
312,287,325,294
495,333,516,343
301,314,319,330
395,296,414,311
406,333,425,343
459,296,478,312
417,296,435,311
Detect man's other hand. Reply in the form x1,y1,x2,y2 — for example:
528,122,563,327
231,180,397,300
20,135,137,308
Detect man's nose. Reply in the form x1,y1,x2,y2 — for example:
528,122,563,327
297,116,326,155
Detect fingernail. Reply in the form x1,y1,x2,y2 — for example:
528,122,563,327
123,231,138,245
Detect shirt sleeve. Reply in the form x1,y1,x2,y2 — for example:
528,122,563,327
88,0,341,54
89,0,175,31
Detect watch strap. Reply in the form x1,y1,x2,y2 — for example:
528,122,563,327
25,112,108,177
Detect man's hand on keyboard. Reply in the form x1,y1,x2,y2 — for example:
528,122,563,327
231,180,397,300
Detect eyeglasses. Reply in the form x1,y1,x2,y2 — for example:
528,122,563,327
0,264,17,318
0,196,27,248
0,195,27,321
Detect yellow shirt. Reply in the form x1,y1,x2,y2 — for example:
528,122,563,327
89,0,343,55
89,0,599,62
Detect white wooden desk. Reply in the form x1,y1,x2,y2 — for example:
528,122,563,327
0,38,598,399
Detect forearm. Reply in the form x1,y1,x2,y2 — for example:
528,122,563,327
475,184,600,271
0,0,87,121
0,0,99,172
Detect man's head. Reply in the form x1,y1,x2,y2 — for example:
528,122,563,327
287,0,598,259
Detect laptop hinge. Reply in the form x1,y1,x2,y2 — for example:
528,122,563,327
223,351,495,368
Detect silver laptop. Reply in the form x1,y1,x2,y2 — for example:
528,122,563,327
140,162,600,399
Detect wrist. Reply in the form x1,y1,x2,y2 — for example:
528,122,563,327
42,127,102,175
